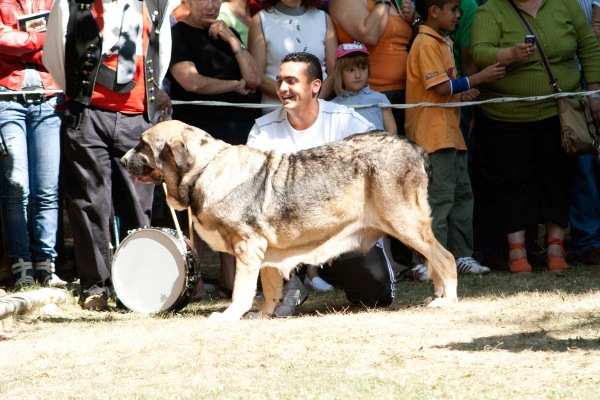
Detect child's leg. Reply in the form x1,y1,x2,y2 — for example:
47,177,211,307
447,150,475,258
418,149,457,260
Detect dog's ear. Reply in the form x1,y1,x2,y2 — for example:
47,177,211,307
164,137,193,174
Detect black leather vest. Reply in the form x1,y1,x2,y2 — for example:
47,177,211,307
64,0,168,119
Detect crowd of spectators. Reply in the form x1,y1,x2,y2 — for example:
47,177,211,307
0,0,599,313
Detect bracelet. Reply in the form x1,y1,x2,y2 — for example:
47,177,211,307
374,0,392,7
233,43,247,56
449,77,470,95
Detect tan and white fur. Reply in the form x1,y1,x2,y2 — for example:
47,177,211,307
121,120,458,321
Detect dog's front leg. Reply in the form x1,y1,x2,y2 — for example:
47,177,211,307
208,239,266,322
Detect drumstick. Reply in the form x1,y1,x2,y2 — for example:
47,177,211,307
162,182,185,245
188,207,194,250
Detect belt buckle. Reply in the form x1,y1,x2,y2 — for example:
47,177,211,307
22,88,45,104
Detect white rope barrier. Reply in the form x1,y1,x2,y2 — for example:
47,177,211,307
1,88,599,109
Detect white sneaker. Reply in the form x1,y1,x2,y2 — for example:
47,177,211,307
456,257,490,275
34,260,68,288
411,264,431,282
303,276,333,292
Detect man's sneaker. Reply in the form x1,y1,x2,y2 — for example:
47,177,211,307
456,257,491,275
411,264,431,282
11,258,35,288
35,260,67,288
273,275,309,317
303,276,333,292
83,294,108,311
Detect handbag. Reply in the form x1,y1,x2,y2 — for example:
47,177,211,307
508,0,598,156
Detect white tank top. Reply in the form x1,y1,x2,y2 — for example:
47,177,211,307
258,4,328,108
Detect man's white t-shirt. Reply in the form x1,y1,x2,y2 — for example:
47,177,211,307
246,99,376,152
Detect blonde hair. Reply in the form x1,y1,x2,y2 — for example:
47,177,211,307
333,52,371,97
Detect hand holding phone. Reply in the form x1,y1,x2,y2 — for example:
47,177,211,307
525,34,536,45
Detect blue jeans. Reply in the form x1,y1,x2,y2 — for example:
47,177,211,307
569,153,600,256
0,96,62,264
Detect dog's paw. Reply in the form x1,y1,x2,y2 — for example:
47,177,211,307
208,312,236,322
424,297,455,308
242,311,270,320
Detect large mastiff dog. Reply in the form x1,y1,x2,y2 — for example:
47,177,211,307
121,120,457,320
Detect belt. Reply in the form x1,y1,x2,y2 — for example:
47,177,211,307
0,86,48,105
20,86,47,104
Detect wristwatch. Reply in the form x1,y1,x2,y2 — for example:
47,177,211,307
233,43,247,55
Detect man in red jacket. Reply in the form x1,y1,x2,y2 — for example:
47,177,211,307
0,0,66,289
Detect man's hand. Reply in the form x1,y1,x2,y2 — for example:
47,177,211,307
233,79,251,95
156,89,172,116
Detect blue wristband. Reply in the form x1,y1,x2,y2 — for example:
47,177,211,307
449,77,470,95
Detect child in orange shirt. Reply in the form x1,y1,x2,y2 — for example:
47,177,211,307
405,0,505,280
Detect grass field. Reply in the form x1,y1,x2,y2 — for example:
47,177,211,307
1,254,600,400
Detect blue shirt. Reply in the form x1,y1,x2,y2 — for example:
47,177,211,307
331,86,391,130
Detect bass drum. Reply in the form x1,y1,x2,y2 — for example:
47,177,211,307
111,227,200,313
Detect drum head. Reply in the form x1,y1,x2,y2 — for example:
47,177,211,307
112,229,188,313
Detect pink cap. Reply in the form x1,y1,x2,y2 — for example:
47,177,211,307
335,42,370,62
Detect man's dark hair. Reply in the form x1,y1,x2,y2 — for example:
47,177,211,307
415,0,455,22
281,52,323,83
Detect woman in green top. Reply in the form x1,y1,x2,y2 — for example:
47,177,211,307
470,0,600,275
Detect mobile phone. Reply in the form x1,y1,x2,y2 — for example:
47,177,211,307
525,34,535,45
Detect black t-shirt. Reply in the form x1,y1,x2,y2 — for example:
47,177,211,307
167,22,258,123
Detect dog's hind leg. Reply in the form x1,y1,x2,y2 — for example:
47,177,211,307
388,221,457,306
378,170,457,306
257,267,283,317
208,237,267,322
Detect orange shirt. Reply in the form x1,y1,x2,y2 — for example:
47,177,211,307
405,25,465,154
334,0,412,92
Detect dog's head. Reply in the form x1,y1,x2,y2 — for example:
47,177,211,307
121,120,229,209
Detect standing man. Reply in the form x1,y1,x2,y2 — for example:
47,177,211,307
0,0,67,289
43,0,177,310
247,52,396,316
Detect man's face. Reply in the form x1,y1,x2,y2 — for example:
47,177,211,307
275,62,321,112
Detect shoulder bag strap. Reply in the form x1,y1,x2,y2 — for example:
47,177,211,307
507,0,560,93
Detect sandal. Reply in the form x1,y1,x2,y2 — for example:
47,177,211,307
12,258,35,288
508,242,532,274
547,237,568,274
